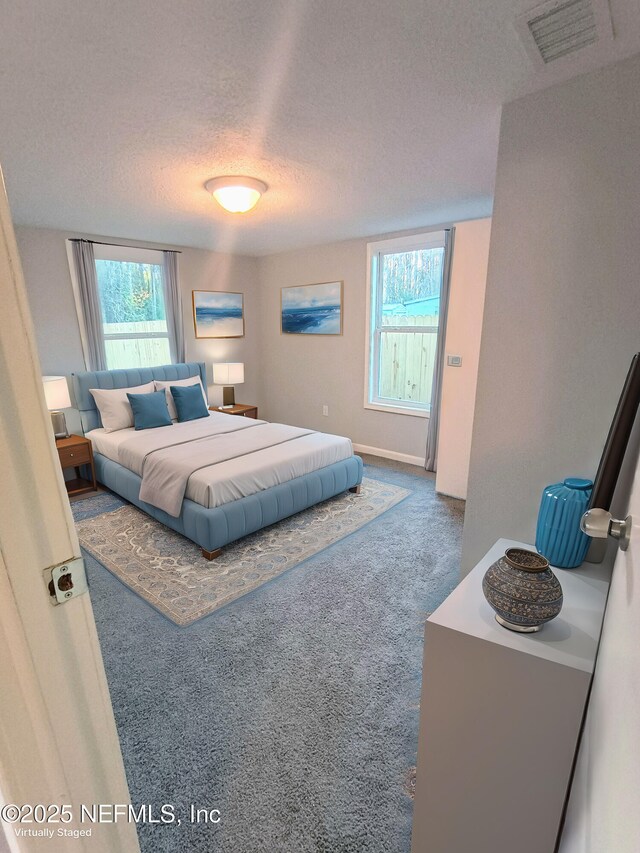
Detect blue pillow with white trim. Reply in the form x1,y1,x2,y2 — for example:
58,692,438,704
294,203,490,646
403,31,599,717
170,383,210,423
126,390,172,430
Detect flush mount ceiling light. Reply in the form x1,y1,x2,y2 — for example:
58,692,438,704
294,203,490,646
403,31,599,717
204,176,268,213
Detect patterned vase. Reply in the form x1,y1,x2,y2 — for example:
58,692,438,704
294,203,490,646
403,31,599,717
535,478,593,569
482,548,563,633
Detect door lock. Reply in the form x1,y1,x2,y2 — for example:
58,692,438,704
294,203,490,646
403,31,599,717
44,557,88,605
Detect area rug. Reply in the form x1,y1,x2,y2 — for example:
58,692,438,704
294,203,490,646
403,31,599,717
75,477,410,625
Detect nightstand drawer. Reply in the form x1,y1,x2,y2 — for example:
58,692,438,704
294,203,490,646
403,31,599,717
59,444,91,468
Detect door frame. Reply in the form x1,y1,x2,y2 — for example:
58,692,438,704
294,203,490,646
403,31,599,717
0,165,140,852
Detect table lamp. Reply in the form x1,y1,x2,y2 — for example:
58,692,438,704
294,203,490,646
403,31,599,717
212,362,244,408
42,376,71,439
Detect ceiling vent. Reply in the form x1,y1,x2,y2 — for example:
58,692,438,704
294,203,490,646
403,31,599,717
515,0,614,67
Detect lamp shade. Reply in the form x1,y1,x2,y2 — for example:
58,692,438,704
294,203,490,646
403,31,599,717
212,362,245,386
42,376,71,410
205,177,267,213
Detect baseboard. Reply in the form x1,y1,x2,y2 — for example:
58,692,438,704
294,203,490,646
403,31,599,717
352,443,426,468
435,487,467,501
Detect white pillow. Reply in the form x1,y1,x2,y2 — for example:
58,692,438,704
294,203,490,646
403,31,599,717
90,382,155,432
154,377,208,421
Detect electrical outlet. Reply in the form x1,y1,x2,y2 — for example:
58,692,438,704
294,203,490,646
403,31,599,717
322,405,329,416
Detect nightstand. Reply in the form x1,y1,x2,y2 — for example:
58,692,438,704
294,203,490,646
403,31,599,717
209,404,258,419
56,434,97,497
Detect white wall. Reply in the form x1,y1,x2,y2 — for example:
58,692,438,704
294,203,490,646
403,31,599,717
258,221,490,470
15,226,262,430
15,226,87,378
559,421,640,853
461,52,640,574
258,236,427,462
436,218,490,499
177,246,261,407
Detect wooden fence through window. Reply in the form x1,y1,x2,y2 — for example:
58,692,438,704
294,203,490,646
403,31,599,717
379,314,438,405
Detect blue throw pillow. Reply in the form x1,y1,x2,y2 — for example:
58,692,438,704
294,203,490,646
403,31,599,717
170,383,209,423
127,390,172,430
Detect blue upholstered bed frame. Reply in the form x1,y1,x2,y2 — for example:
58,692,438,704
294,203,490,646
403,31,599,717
72,362,363,558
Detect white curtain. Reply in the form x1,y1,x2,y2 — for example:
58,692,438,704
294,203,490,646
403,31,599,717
425,227,455,472
71,240,106,371
163,250,185,363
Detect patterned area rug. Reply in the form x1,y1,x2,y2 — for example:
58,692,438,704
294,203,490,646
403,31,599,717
75,477,410,625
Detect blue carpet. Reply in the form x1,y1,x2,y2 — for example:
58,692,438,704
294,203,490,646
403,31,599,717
75,459,464,852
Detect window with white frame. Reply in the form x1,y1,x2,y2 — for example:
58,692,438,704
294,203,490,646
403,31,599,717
69,243,172,370
365,231,446,416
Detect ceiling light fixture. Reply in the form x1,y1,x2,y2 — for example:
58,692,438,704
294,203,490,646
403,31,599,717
204,176,268,213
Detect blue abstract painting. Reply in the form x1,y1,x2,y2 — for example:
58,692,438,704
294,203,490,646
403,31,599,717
281,281,342,335
193,291,244,338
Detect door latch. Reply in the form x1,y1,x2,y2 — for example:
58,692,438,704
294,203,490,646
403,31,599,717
580,508,632,552
44,557,88,605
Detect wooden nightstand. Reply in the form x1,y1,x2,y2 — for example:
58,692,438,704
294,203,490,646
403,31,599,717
56,434,97,497
209,404,258,419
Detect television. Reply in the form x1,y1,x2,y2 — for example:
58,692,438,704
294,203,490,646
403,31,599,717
589,352,640,511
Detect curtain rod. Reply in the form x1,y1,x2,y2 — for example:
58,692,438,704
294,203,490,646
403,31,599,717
69,238,181,253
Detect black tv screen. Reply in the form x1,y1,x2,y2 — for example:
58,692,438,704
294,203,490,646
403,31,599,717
589,352,640,511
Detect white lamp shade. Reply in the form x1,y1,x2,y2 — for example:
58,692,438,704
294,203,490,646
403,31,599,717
205,177,267,214
213,186,260,213
42,376,71,410
212,362,245,386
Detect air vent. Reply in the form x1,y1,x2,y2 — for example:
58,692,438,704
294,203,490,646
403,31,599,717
515,0,613,67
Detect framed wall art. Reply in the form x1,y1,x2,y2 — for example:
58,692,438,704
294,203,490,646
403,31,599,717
192,290,244,338
281,281,343,335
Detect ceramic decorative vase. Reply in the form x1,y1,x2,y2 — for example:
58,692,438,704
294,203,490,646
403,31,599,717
482,547,563,633
535,478,593,569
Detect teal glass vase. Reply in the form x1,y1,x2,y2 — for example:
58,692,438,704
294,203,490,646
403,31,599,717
535,478,593,569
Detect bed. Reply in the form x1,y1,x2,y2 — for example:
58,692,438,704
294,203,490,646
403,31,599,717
72,362,363,559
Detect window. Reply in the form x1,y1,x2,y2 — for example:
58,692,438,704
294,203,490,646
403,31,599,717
365,231,446,417
94,246,170,370
68,243,174,371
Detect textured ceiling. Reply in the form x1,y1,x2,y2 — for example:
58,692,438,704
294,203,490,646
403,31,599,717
1,0,639,255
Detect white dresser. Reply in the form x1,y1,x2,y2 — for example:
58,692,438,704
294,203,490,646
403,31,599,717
411,538,612,853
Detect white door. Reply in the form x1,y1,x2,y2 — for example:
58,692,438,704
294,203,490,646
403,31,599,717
0,166,140,852
559,431,640,851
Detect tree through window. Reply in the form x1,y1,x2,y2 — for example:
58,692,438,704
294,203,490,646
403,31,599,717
93,247,171,369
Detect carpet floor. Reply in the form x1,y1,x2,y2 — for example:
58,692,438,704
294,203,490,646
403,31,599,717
77,457,464,853
75,478,410,626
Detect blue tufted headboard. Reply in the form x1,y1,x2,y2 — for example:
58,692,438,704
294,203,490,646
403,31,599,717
72,362,208,433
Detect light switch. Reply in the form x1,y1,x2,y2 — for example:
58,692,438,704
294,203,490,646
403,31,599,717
447,355,462,367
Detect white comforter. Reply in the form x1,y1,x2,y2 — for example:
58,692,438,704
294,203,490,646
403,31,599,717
87,413,353,515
